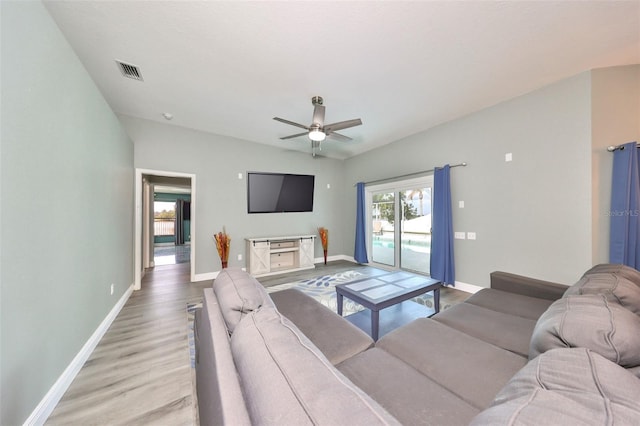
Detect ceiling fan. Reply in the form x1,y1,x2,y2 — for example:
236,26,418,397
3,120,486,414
273,96,362,156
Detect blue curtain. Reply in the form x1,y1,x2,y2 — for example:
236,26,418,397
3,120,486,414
610,141,640,268
430,165,455,285
354,182,369,263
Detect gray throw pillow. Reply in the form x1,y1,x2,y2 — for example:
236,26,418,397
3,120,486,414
471,348,640,425
582,263,640,286
564,272,640,315
529,294,640,367
212,267,274,333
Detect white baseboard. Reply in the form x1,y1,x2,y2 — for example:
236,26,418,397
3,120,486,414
194,271,218,282
25,283,134,426
315,254,355,264
194,267,247,282
451,280,483,294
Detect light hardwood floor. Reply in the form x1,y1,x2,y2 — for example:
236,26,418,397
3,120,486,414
46,260,470,425
46,263,209,425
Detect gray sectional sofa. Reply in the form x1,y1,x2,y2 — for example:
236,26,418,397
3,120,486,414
195,265,640,425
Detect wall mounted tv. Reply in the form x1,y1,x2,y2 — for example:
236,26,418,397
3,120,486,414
247,172,315,213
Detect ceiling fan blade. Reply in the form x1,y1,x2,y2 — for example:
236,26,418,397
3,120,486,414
273,117,309,130
312,104,325,126
280,131,309,140
324,118,362,133
326,132,352,142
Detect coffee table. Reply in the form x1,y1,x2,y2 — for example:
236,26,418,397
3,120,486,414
336,272,442,340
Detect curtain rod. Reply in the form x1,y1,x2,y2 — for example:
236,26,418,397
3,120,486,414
607,144,639,152
356,162,467,187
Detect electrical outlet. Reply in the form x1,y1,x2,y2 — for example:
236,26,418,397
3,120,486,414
467,232,477,240
110,283,114,295
454,232,466,240
237,254,243,261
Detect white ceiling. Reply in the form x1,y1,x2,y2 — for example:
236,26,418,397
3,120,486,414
44,1,640,160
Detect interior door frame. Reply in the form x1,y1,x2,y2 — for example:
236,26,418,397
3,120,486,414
134,168,196,290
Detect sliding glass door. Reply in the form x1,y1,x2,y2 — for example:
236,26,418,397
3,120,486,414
399,187,431,274
368,177,433,275
371,191,395,266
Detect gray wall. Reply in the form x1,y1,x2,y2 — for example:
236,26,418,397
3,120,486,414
343,73,594,286
125,116,347,274
591,65,640,265
1,2,134,424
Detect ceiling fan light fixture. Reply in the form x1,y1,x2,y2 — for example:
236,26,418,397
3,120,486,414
309,128,326,142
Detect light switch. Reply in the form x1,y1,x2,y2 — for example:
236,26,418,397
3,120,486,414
238,173,243,179
459,200,465,208
505,153,513,162
467,232,477,240
454,232,466,240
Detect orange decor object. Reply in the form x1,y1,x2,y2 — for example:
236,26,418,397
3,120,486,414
318,227,329,265
214,227,231,268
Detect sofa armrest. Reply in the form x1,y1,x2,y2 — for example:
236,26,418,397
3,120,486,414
490,271,567,301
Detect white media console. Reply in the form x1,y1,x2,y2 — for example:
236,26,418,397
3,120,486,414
245,235,316,277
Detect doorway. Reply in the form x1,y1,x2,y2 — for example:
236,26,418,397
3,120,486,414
368,176,433,275
135,169,196,290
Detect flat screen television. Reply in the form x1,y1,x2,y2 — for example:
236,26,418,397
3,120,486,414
247,172,315,213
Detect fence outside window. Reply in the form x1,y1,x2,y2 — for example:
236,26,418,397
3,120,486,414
154,218,175,236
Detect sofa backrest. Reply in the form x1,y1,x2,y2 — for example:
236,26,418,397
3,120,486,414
230,305,400,425
196,289,251,426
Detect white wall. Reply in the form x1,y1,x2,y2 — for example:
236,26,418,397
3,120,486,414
125,116,347,276
1,2,134,424
343,73,594,286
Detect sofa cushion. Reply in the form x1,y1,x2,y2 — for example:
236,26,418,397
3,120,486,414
376,318,527,410
212,268,274,333
465,288,554,320
338,348,480,426
529,294,640,367
471,348,640,425
433,303,537,357
582,263,640,285
270,288,374,365
230,306,400,425
564,272,640,315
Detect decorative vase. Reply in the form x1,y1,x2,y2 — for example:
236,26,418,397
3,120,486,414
323,249,327,265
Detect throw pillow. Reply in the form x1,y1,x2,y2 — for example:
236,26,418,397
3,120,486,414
212,267,274,333
471,348,640,425
529,294,640,367
564,272,640,315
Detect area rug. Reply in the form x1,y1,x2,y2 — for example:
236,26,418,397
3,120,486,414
265,269,444,316
266,270,368,316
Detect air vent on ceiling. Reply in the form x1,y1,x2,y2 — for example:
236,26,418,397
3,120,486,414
116,60,143,81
